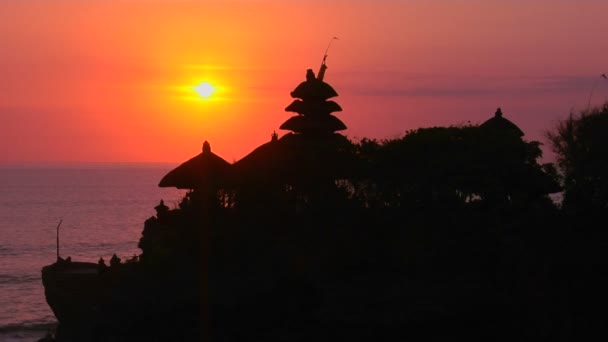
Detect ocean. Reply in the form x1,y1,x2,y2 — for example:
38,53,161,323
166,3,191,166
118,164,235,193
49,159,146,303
0,164,186,342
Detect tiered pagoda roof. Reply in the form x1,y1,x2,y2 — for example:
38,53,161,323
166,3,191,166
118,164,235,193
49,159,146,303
280,68,347,134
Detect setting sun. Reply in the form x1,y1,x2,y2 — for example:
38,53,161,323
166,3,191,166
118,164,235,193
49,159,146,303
194,82,215,98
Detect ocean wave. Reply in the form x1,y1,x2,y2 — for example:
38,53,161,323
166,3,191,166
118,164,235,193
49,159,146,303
0,273,40,285
71,241,130,249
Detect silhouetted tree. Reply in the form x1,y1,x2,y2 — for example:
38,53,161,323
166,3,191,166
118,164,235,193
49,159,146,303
547,103,608,217
354,124,558,212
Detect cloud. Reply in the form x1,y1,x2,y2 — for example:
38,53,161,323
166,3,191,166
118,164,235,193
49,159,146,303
336,72,599,98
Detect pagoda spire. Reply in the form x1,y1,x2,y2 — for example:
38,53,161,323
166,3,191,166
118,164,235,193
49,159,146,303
280,60,346,135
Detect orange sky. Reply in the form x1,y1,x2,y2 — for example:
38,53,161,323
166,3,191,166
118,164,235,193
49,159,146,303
2,0,608,163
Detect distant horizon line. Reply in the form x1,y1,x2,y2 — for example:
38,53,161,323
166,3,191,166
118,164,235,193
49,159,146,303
0,161,181,169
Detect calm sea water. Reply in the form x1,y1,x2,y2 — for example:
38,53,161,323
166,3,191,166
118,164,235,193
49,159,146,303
0,164,185,341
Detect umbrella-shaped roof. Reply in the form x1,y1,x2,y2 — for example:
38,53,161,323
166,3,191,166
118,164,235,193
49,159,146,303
290,69,338,101
480,108,524,137
285,100,342,115
158,141,231,189
232,133,360,184
280,114,347,133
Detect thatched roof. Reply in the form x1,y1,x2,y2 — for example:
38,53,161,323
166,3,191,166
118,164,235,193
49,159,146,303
232,133,359,184
290,79,338,101
158,141,231,189
280,115,347,134
284,100,342,115
480,108,524,137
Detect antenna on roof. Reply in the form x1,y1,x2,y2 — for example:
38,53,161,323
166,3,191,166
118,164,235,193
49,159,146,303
317,37,338,81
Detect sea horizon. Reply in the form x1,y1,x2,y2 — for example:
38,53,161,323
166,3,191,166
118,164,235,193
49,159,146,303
0,166,187,341
0,161,181,170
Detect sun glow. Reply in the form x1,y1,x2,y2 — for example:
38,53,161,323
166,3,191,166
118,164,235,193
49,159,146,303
194,82,215,98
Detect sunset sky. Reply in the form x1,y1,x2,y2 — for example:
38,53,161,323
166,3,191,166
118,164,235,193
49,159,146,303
1,0,608,163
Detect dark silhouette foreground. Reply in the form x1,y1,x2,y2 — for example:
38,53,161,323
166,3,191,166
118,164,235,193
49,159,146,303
41,66,608,342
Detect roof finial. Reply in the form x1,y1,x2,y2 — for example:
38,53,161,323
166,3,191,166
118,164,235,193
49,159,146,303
306,69,316,81
495,107,503,118
202,141,211,153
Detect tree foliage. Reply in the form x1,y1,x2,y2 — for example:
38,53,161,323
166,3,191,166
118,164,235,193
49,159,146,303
354,124,559,211
547,103,608,215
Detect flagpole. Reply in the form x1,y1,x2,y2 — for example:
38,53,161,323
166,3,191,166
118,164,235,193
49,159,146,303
56,219,63,261
318,37,338,81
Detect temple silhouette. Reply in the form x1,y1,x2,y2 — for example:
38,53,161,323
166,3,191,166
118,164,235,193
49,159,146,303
41,60,571,342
